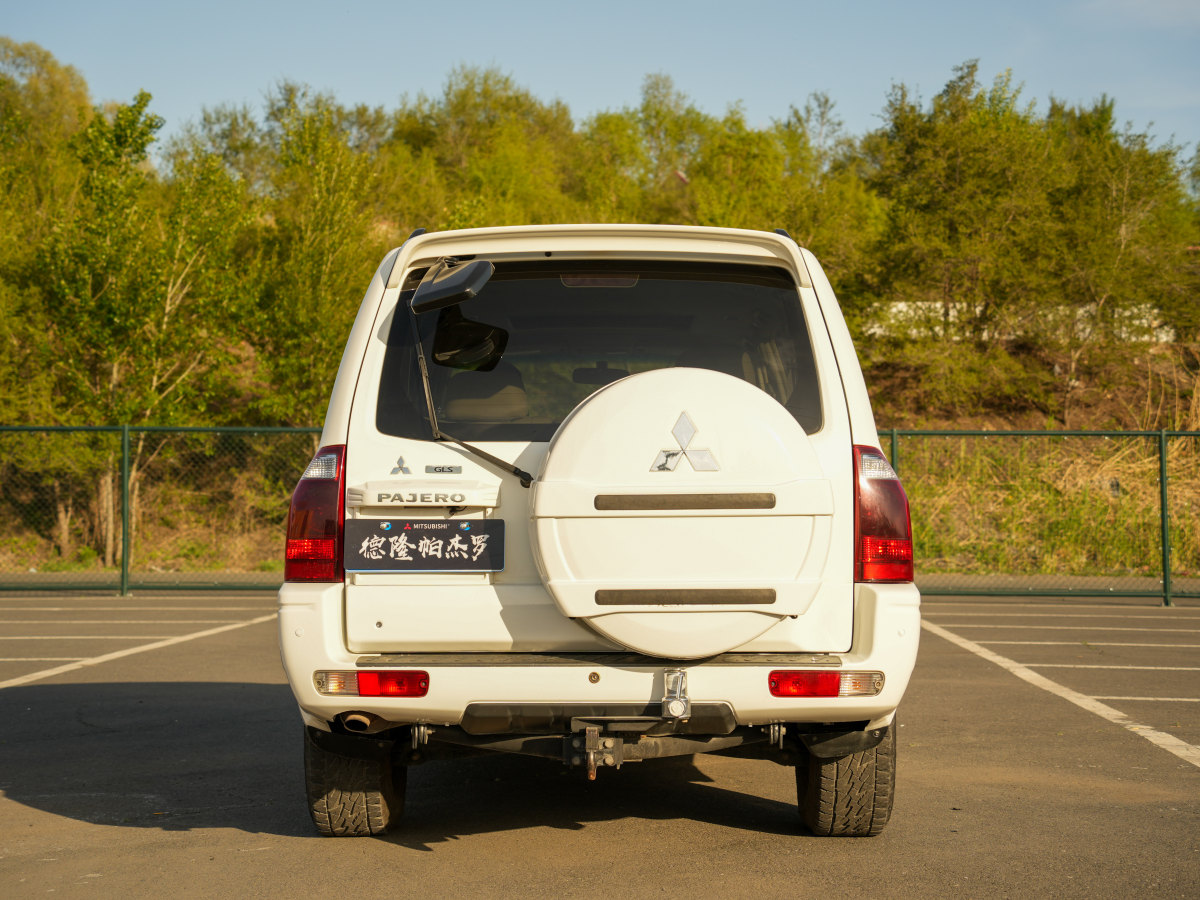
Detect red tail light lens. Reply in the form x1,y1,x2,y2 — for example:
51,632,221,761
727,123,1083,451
357,670,430,697
768,670,885,697
769,671,841,697
284,445,346,582
854,445,913,583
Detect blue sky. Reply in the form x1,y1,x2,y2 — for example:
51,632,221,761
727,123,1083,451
7,0,1199,156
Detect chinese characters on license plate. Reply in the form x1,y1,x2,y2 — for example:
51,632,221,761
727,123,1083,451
344,519,505,572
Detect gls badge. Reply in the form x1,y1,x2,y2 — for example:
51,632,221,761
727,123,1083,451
425,465,462,474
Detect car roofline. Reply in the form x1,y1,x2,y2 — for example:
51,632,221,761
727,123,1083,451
385,225,812,290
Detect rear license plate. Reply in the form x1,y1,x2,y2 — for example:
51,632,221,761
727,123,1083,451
344,519,505,572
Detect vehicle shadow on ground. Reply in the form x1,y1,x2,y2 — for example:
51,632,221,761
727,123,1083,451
0,683,800,842
394,753,801,851
0,682,309,836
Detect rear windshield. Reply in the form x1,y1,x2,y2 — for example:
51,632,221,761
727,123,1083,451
377,260,822,442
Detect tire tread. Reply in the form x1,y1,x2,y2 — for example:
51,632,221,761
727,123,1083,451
303,728,405,837
797,725,895,837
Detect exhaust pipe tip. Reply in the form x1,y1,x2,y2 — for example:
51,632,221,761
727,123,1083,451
341,712,379,733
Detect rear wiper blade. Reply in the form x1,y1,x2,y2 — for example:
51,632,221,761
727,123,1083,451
409,289,532,489
435,429,533,489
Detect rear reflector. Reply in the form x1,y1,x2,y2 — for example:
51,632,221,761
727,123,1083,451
854,445,914,583
358,670,430,697
285,445,345,583
313,670,430,697
768,670,885,697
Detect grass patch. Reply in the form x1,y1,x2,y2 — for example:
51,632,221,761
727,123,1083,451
903,434,1199,577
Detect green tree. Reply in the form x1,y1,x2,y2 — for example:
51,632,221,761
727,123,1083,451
629,73,710,221
856,64,1070,421
575,109,645,221
866,62,1063,345
690,105,786,229
772,96,884,308
250,89,383,425
390,66,583,227
1048,100,1198,343
1040,100,1200,423
33,91,251,562
0,39,93,426
0,38,91,253
174,103,271,193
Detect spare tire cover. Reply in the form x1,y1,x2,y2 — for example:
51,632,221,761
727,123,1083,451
530,367,834,659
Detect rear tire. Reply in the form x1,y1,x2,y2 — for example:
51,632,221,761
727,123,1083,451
304,728,406,836
796,724,895,837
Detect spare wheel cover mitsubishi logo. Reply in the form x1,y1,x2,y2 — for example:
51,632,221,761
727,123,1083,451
651,412,719,472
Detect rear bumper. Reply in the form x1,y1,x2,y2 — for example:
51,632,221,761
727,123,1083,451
278,582,920,733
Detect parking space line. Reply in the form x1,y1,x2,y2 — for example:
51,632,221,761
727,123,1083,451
934,625,1200,633
924,612,1200,619
0,635,182,640
924,602,1200,611
0,606,273,611
0,657,85,662
1028,664,1200,670
0,614,277,690
922,620,1200,768
1094,696,1200,702
0,620,244,624
981,642,1200,647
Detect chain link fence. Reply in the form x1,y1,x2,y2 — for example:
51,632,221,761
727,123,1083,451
0,426,318,592
2,426,1197,604
887,429,1200,605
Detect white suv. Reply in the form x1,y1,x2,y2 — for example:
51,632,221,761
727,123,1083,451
278,225,919,837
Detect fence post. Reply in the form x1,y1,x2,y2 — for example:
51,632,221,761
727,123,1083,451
889,428,899,474
120,425,130,597
1159,429,1172,608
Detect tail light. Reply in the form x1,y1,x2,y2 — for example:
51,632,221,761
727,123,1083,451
768,670,885,697
313,670,430,697
357,671,429,697
285,445,345,582
854,445,913,582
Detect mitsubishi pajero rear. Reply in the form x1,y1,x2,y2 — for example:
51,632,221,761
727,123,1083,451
278,224,920,837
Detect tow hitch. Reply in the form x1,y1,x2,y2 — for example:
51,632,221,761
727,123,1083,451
566,726,625,780
564,668,694,779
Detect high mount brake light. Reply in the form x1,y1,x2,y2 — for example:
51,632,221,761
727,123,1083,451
285,445,346,582
854,445,914,583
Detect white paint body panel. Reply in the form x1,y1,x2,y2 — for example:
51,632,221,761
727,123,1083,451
530,367,835,658
279,225,919,731
279,581,920,731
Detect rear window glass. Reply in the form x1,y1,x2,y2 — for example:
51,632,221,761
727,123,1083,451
377,260,822,441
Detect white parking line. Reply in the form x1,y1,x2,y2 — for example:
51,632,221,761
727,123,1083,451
0,606,273,611
934,625,1200,633
0,658,85,662
924,603,1198,611
924,612,1200,619
0,614,277,689
981,642,1200,648
1028,664,1200,671
1094,697,1200,703
0,620,243,625
922,621,1200,768
0,635,182,640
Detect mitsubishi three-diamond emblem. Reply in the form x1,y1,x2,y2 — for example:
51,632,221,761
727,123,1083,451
651,413,719,472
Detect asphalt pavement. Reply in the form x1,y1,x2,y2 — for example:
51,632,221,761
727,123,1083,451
0,592,1196,898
